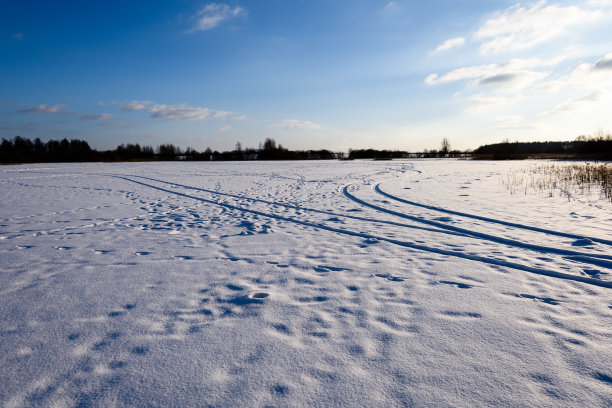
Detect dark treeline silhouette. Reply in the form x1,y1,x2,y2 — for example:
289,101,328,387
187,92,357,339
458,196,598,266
3,133,611,164
473,133,612,160
0,136,342,163
347,149,468,159
1,136,96,163
348,137,467,159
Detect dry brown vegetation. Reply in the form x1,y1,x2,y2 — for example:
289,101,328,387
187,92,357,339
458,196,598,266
502,162,612,202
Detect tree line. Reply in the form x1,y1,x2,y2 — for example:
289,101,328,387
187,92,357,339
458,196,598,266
473,132,612,160
2,134,610,164
0,136,340,163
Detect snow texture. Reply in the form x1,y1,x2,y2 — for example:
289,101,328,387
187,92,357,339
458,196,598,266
1,160,611,407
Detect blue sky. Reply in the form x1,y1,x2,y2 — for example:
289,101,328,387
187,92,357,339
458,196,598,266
2,0,612,151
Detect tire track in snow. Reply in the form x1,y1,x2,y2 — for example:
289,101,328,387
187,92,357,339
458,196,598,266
342,185,612,269
117,176,612,289
374,183,612,247
112,174,470,239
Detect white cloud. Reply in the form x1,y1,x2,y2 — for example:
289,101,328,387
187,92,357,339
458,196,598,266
268,119,322,130
122,100,155,111
539,91,603,116
425,57,561,89
493,115,534,129
12,32,24,42
218,125,231,132
20,104,68,114
189,3,247,32
20,103,114,120
475,2,601,54
120,100,232,121
434,37,465,53
148,104,230,121
382,2,401,13
587,0,612,7
593,53,612,70
465,94,513,113
536,53,612,93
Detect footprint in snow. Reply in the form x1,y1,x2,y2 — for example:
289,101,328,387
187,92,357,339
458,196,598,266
436,280,473,289
572,238,594,247
174,255,194,260
505,292,561,306
374,273,405,282
583,269,605,278
440,311,482,318
225,292,270,306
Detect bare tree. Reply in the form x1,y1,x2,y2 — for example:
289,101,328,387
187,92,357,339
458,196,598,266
440,138,451,155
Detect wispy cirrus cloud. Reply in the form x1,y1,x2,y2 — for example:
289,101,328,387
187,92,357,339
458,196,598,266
119,100,234,121
150,104,229,120
188,3,247,32
19,103,113,120
122,100,155,111
268,119,321,130
11,32,24,42
475,2,602,54
538,91,603,117
465,94,515,113
79,113,114,120
20,104,68,114
433,37,465,53
425,57,562,89
493,115,534,130
535,53,612,93
382,1,401,14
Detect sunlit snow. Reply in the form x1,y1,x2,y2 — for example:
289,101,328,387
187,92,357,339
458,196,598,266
1,160,611,406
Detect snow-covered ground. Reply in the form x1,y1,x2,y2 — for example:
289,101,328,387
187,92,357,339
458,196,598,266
1,160,611,407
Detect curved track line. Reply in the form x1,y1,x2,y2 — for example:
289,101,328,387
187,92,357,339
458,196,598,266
113,174,469,239
375,183,612,247
343,186,612,266
117,176,611,289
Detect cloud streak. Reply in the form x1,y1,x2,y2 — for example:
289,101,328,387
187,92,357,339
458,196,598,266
19,103,113,120
79,113,114,120
268,119,321,130
189,3,247,32
20,104,68,114
539,91,602,117
475,2,601,54
425,57,561,89
120,100,233,121
433,37,465,53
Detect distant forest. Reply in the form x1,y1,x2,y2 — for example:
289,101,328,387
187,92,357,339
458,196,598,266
0,136,462,163
473,133,612,160
1,133,611,164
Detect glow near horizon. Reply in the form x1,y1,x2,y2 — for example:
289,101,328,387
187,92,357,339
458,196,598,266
1,0,612,152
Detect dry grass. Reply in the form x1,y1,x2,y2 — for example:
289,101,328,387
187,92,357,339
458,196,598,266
502,162,612,202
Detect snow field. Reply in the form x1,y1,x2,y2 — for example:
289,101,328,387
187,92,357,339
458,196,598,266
1,160,611,407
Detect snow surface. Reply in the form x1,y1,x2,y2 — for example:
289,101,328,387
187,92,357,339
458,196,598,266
1,160,611,407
